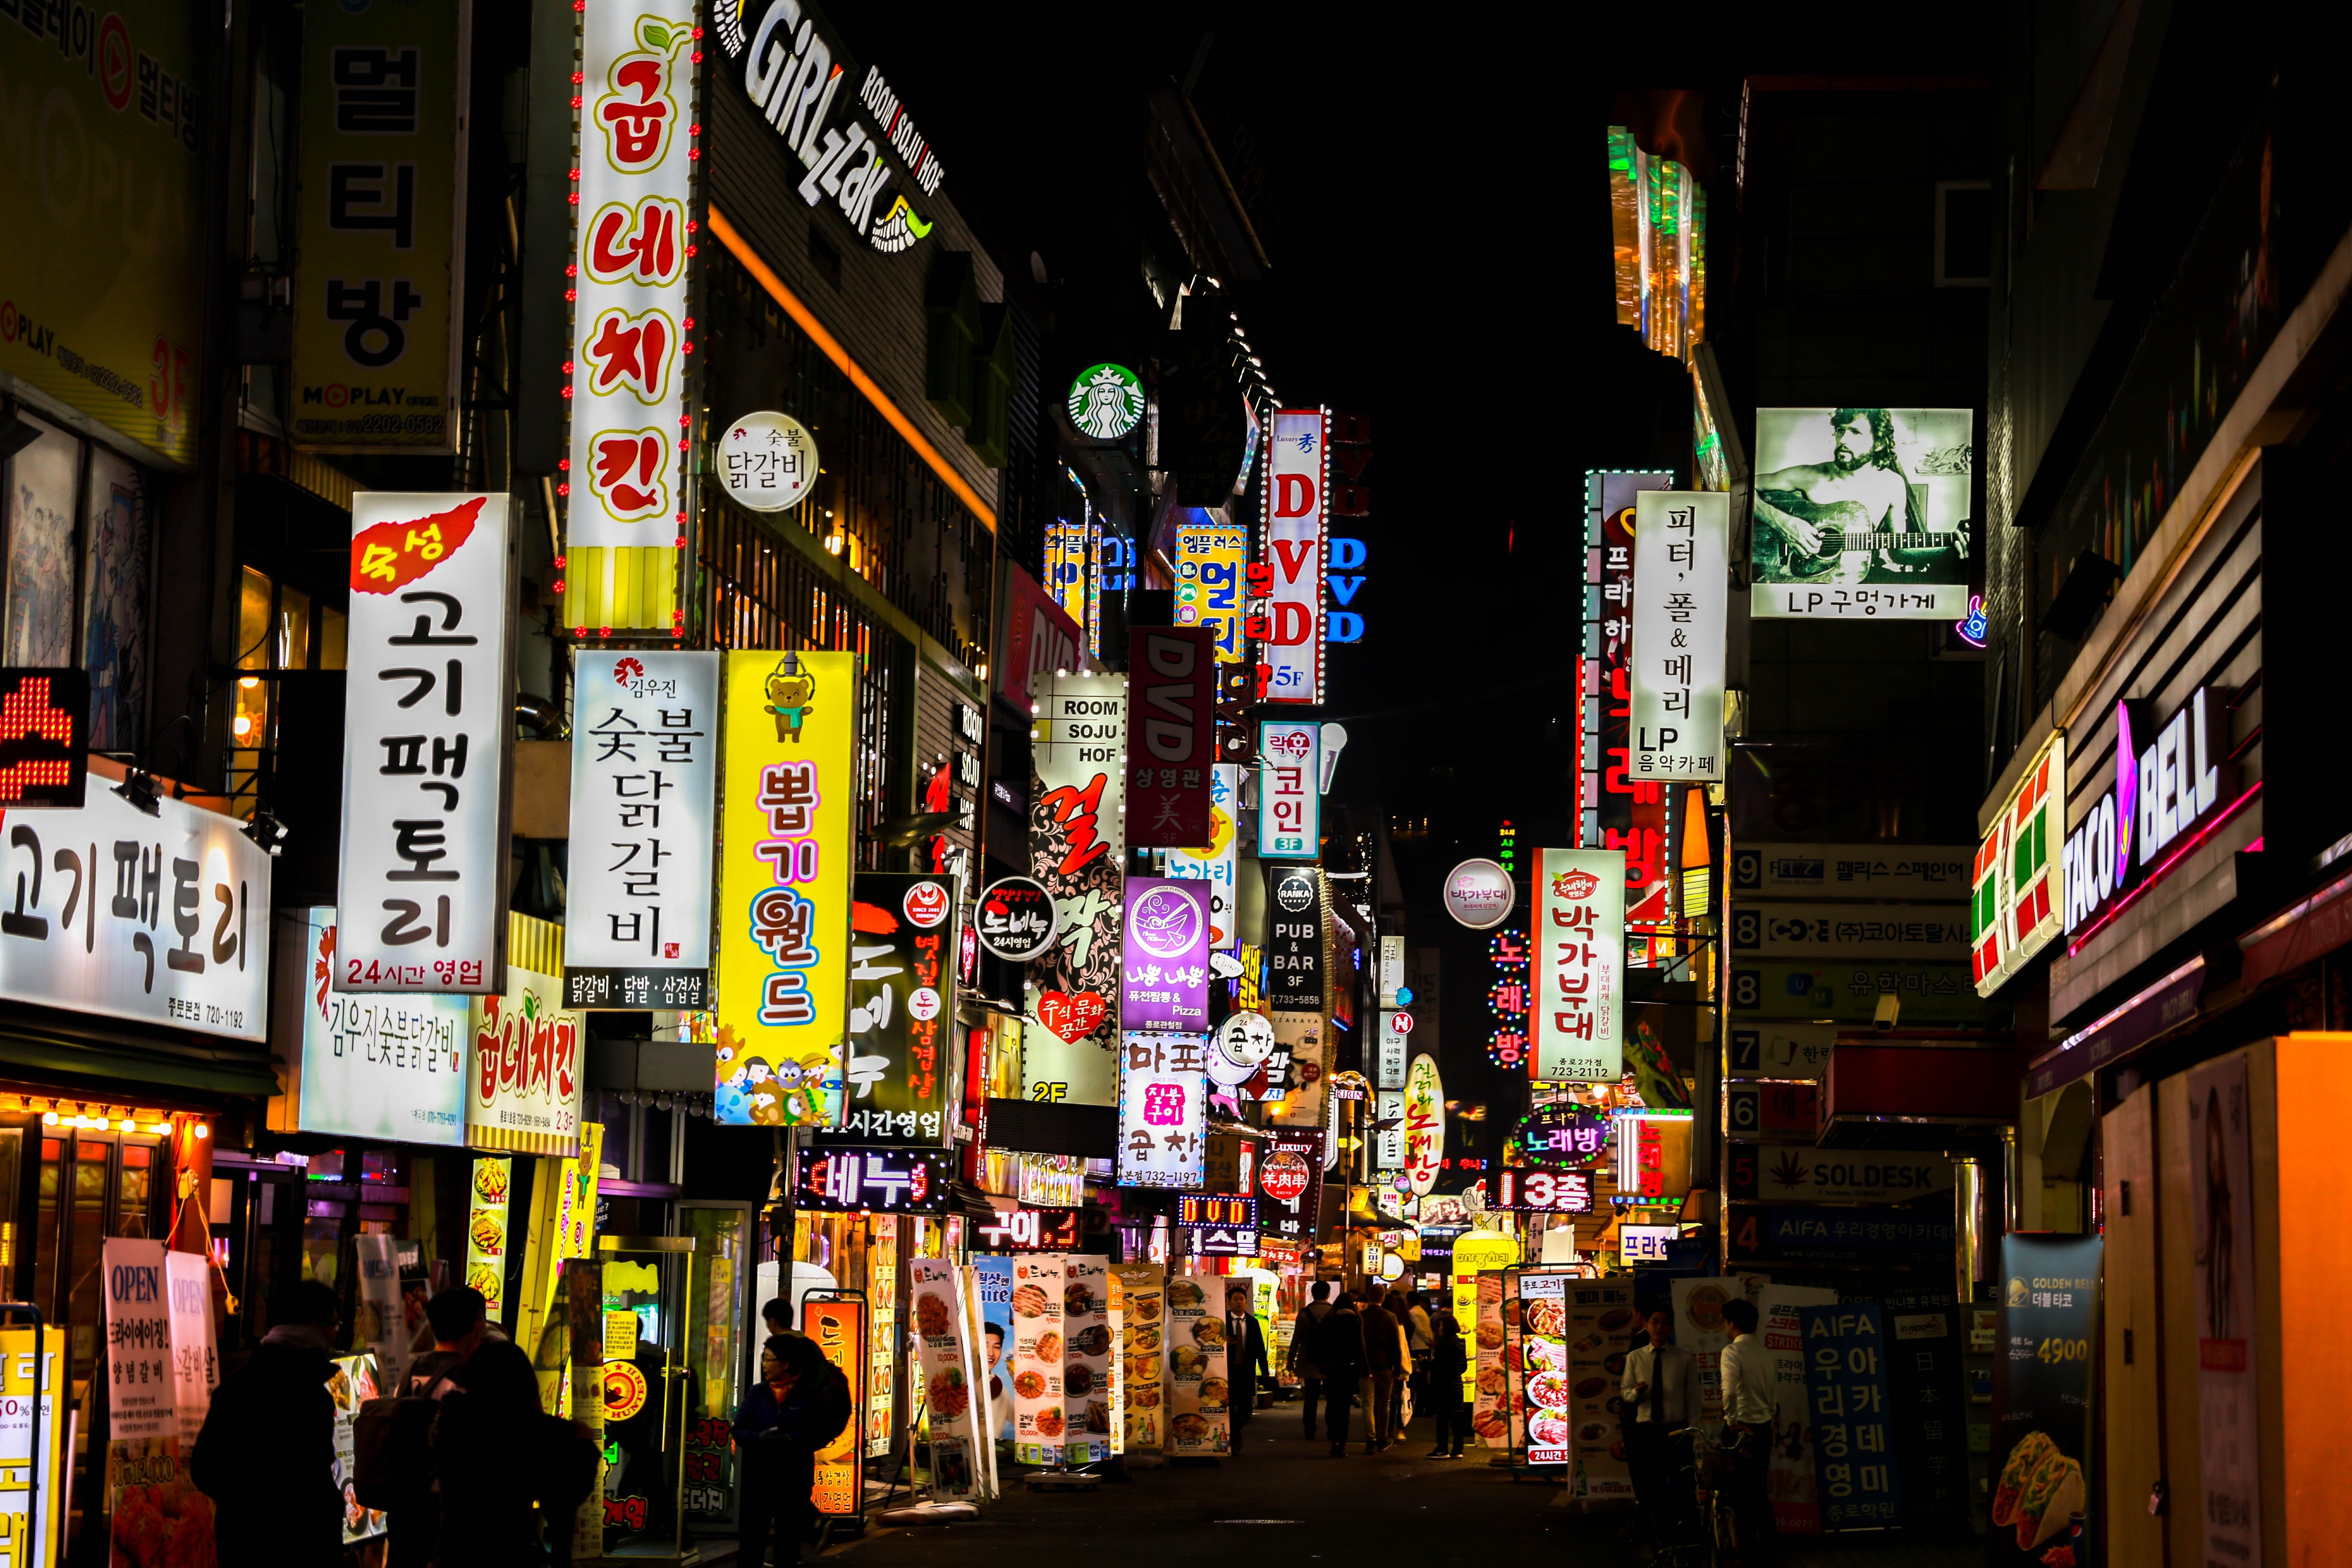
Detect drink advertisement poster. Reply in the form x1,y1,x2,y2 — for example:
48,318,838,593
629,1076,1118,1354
1565,1282,1638,1499
1992,1234,2100,1566
802,1298,867,1516
1800,1304,1902,1531
1063,1257,1115,1462
1165,1274,1230,1455
1471,1271,1509,1447
1761,1285,1839,1534
973,1256,1017,1442
908,1259,987,1498
1009,1255,1069,1464
1113,1264,1167,1453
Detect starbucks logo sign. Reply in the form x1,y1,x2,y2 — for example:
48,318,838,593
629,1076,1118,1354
1066,362,1143,441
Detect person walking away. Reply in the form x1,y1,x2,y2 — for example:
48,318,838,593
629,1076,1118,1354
1622,1304,1697,1550
433,1336,595,1566
191,1279,343,1567
1385,1290,1419,1442
764,1295,806,1340
1359,1286,1403,1453
1224,1283,1272,1454
1314,1293,1369,1457
1288,1282,1336,1439
1718,1298,1780,1567
377,1286,490,1568
1426,1309,1470,1458
737,1332,854,1565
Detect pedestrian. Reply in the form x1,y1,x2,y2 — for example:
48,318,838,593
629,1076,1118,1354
380,1286,491,1568
190,1278,343,1567
1314,1291,1369,1457
1426,1308,1470,1458
1224,1283,1272,1454
737,1332,854,1565
1718,1298,1779,1566
1359,1286,1403,1453
1622,1303,1697,1550
1287,1281,1336,1440
434,1336,594,1566
1387,1289,1420,1442
763,1294,801,1338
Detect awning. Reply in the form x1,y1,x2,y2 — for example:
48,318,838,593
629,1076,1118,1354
0,1024,283,1100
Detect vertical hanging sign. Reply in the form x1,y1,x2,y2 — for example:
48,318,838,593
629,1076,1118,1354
1262,409,1327,702
1532,848,1627,1082
823,872,959,1143
336,493,515,993
1163,763,1240,949
1126,626,1214,847
564,650,720,1007
1581,471,1674,845
567,0,700,549
1629,491,1728,781
1256,721,1320,858
714,650,857,1127
1024,673,1126,1104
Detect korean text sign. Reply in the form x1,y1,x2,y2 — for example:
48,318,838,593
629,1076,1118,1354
1117,1033,1207,1188
1162,764,1240,949
1127,627,1213,846
1403,1054,1444,1195
1256,722,1320,857
290,0,466,450
1582,470,1673,841
0,784,270,1039
567,0,699,546
1173,517,1249,662
1121,879,1210,1033
827,873,958,1143
1262,409,1327,701
468,967,587,1155
1992,1235,2100,1564
290,908,469,1143
1629,490,1727,781
803,1298,866,1516
565,651,718,1007
337,493,514,993
714,650,856,1127
1533,848,1626,1081
102,1238,184,1554
1800,1304,1902,1530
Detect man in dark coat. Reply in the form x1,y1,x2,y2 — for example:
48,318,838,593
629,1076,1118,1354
1314,1294,1369,1457
735,1333,854,1565
190,1278,343,1567
1359,1284,1405,1454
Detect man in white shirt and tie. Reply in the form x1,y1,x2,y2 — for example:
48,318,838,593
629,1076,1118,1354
1620,1305,1696,1549
1716,1297,1779,1565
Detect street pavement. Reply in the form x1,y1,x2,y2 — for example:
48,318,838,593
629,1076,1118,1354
813,1411,1980,1568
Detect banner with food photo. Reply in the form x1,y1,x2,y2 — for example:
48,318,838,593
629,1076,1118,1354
1010,1255,1069,1464
1761,1284,1839,1533
1991,1234,2098,1567
1470,1271,1509,1448
909,1259,987,1498
1670,1274,1769,1424
1165,1271,1230,1456
1564,1282,1638,1499
1113,1264,1167,1453
1061,1256,1115,1462
1106,1269,1127,1457
1499,1269,1526,1451
1512,1269,1575,1466
329,1354,389,1544
465,1155,514,1319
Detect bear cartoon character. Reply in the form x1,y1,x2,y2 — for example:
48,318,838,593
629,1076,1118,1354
764,652,818,743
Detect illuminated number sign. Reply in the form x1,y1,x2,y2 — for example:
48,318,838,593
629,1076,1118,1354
1494,1169,1593,1213
0,668,89,808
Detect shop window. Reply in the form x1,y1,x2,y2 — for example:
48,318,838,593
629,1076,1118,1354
228,563,348,803
30,1128,168,1381
1,409,153,751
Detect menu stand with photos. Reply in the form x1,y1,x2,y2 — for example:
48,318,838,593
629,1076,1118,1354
1502,1265,1582,1484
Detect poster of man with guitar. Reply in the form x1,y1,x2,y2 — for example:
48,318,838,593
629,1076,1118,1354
1750,407,1975,619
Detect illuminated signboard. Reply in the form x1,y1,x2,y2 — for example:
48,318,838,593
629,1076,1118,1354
1262,408,1328,702
1256,721,1320,858
1629,490,1727,781
973,1207,1082,1252
1067,363,1144,440
1327,536,1366,644
1176,1194,1257,1230
1532,848,1626,1082
794,1147,959,1213
1970,729,2064,996
1173,516,1249,663
0,668,88,807
1619,1225,1678,1264
1581,470,1674,845
1749,408,1975,622
1493,1169,1594,1213
2062,688,2239,942
1485,928,1531,1071
1516,1103,1610,1170
1613,1115,1693,1202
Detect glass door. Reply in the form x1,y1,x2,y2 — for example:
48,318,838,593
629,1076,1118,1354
677,1201,750,1533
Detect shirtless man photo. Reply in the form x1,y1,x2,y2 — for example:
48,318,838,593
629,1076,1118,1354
1752,407,1967,585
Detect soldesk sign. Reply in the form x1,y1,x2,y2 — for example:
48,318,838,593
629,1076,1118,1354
714,0,947,254
2061,687,2237,938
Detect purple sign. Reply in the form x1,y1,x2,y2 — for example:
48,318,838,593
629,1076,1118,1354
1121,878,1211,1032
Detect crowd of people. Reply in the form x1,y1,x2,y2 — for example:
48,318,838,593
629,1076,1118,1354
1282,1280,1464,1458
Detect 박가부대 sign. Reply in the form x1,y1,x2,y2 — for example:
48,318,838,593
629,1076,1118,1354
1533,848,1625,1082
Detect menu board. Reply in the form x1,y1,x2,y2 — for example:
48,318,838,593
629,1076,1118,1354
1801,1304,1901,1529
1113,1264,1166,1453
1515,1271,1573,1465
865,1224,899,1458
1565,1281,1638,1498
1105,1271,1127,1457
802,1298,866,1516
1471,1272,1508,1447
1165,1272,1229,1455
1062,1257,1114,1462
330,1354,389,1544
1761,1285,1838,1533
1452,1275,1479,1403
464,1155,514,1319
909,1259,986,1498
1009,1255,1068,1464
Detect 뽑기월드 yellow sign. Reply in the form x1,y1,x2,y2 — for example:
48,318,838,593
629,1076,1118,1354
715,650,856,1125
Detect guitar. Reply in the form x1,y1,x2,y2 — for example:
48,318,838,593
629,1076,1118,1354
1755,487,1964,580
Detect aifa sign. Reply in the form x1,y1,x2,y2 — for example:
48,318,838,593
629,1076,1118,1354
2061,687,2236,938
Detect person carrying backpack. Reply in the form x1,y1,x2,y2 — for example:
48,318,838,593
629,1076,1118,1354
190,1279,343,1567
735,1333,853,1566
352,1287,492,1568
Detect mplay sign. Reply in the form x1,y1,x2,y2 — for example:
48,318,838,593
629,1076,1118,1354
2061,687,2236,937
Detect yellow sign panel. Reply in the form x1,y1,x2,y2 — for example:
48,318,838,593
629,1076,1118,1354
1173,522,1249,662
1452,1233,1521,1275
715,650,857,1125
